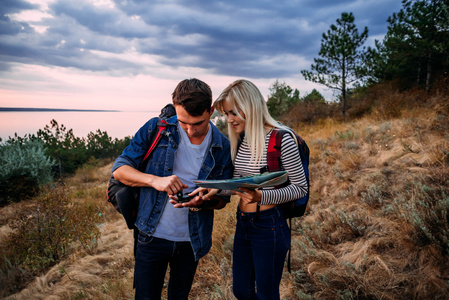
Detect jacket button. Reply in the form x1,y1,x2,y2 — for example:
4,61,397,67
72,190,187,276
173,145,178,149
167,168,172,171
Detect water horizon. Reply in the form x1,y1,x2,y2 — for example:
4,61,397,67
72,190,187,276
0,111,160,142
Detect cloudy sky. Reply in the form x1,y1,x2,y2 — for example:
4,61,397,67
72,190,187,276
0,0,403,112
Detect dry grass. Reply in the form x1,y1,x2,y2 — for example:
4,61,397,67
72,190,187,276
2,89,449,299
287,91,449,299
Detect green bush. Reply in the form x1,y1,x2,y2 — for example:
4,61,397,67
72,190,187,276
0,140,55,204
86,129,131,159
3,120,131,178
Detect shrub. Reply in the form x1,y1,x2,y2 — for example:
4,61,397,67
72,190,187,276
0,140,55,204
392,179,449,254
15,187,101,268
3,120,131,179
337,208,369,238
361,183,391,208
86,129,130,159
0,186,101,297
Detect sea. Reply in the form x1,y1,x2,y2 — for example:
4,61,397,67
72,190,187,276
0,110,160,142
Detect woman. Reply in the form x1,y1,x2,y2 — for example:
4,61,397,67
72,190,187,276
213,79,308,299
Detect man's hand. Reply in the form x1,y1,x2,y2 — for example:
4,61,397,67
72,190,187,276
113,166,187,195
169,191,204,208
169,188,227,210
151,175,188,195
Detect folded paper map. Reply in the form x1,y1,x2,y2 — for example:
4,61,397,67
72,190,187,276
194,171,288,191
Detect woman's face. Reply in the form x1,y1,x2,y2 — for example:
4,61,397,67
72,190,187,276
222,101,246,135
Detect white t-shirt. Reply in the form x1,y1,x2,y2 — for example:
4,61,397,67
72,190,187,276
153,122,212,241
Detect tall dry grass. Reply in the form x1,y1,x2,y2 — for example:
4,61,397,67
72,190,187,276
2,89,448,299
285,91,449,299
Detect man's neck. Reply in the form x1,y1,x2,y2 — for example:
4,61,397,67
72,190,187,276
188,123,210,145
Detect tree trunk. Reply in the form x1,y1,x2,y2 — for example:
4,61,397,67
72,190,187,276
341,62,346,116
417,57,421,85
342,75,347,116
426,51,432,92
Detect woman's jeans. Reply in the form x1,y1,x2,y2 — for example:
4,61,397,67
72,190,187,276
233,206,291,300
134,233,198,300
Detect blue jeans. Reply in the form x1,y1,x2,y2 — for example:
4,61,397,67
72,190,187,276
134,234,198,300
232,206,291,300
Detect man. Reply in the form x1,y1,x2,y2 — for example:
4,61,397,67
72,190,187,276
112,78,233,299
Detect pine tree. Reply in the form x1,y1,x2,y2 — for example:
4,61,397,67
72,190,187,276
301,12,368,116
374,0,449,90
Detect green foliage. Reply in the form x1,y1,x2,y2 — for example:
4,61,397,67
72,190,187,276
0,187,101,296
0,140,55,204
0,119,131,204
335,130,356,140
267,80,300,118
302,89,326,104
85,129,130,159
2,119,131,178
301,12,369,116
372,0,449,90
36,119,89,176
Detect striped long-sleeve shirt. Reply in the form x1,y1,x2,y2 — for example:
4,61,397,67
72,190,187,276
233,129,308,205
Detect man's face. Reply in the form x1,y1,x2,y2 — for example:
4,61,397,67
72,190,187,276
175,105,212,143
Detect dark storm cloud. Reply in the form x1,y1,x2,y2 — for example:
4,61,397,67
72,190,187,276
0,14,34,36
50,1,150,38
0,0,38,14
114,0,403,77
0,0,146,74
0,0,403,78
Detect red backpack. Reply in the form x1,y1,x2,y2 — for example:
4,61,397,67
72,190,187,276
266,128,310,218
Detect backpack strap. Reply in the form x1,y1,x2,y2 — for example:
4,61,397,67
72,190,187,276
140,119,168,169
266,129,290,189
266,128,281,172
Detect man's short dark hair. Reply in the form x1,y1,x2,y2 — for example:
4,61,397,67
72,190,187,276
172,78,212,116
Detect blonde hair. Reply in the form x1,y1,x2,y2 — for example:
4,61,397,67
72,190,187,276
214,79,291,163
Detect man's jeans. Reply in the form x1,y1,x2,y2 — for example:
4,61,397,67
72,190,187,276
232,206,290,300
134,234,198,300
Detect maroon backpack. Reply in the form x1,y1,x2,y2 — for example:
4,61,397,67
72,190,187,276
266,128,310,219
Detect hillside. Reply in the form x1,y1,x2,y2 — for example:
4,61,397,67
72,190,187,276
1,93,448,299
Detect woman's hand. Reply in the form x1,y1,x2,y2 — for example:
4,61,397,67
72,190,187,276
190,187,220,200
233,188,261,204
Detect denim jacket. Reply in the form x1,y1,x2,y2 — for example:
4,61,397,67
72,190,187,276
112,115,233,260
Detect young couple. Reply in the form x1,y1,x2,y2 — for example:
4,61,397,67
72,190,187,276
112,78,308,300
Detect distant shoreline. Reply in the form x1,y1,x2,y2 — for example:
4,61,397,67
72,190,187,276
0,107,119,112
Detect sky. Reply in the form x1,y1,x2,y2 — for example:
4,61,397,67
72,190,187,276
0,0,404,112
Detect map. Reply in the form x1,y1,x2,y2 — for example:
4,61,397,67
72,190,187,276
194,171,288,191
